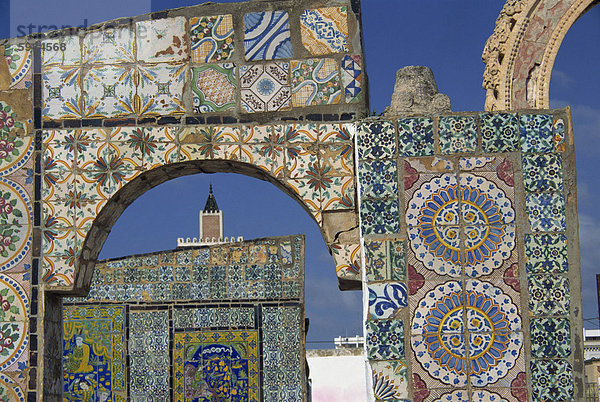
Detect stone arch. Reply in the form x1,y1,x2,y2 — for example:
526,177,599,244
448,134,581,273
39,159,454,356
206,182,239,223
68,157,336,294
482,0,597,111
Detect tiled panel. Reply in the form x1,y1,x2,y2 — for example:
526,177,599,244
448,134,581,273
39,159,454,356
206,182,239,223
519,114,553,153
341,55,362,103
190,14,235,63
83,27,135,63
135,17,188,63
291,58,341,107
300,7,349,55
240,62,291,112
3,44,32,89
481,113,519,152
191,64,237,113
244,11,292,61
397,117,434,156
438,116,477,154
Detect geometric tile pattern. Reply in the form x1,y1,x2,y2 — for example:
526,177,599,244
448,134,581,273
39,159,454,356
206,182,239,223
291,58,342,107
62,235,304,401
244,11,292,61
190,14,235,63
356,111,577,401
300,7,349,55
341,55,362,103
240,62,291,112
191,64,237,113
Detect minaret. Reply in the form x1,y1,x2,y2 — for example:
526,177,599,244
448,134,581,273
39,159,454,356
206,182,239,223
199,184,222,242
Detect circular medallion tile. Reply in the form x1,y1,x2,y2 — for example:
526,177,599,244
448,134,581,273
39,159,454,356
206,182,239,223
412,280,522,386
0,372,25,401
0,178,31,271
0,101,33,177
407,173,515,277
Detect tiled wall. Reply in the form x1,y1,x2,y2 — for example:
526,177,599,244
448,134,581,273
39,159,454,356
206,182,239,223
62,234,305,401
357,111,582,400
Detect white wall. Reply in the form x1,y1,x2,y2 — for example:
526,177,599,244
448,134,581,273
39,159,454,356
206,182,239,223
307,352,368,402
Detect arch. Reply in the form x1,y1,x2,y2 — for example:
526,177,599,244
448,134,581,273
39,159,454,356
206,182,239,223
41,124,361,294
482,0,598,111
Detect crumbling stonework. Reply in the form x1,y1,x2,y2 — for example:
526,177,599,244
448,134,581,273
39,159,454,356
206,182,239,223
385,66,451,116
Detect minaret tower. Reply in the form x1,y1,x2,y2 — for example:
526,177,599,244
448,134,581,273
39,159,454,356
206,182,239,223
199,184,223,242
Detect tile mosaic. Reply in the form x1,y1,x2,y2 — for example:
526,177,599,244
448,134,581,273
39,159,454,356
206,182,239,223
553,118,566,152
0,372,26,400
341,55,362,103
462,224,516,278
531,318,571,358
371,360,409,400
42,66,83,120
364,239,406,281
438,115,477,154
137,63,186,116
520,114,553,153
42,36,81,67
190,14,235,63
320,123,352,143
63,305,126,400
361,199,399,235
356,120,396,160
525,192,566,232
321,175,355,210
291,58,341,106
522,153,563,193
279,122,319,143
358,159,397,199
3,44,32,89
480,113,519,152
244,11,292,61
191,64,236,113
366,319,404,360
368,282,407,319
530,359,573,401
524,233,568,273
397,117,435,156
528,274,569,316
82,65,136,118
300,7,349,55
240,61,291,112
82,27,135,63
331,243,361,280
136,17,188,63
319,143,353,176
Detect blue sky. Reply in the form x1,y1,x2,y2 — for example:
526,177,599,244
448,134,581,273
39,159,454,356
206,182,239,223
4,1,600,345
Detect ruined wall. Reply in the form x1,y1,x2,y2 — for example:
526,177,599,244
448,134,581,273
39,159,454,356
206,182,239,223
356,110,583,400
62,234,305,401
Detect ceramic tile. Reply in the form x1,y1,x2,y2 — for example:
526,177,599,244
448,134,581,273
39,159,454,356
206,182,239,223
0,321,27,372
136,17,188,63
524,233,568,273
356,120,396,160
191,64,236,113
361,199,399,235
300,6,348,55
190,14,234,63
279,122,319,143
531,318,570,358
358,159,397,199
404,157,454,174
438,116,477,154
319,143,353,176
525,192,566,232
528,274,569,316
521,153,563,193
0,372,26,400
291,58,341,106
530,359,573,401
480,113,519,153
341,55,362,103
520,114,553,153
244,11,292,61
331,243,361,280
465,279,522,332
42,36,81,67
137,63,186,116
459,172,515,225
553,118,566,152
319,123,352,143
463,224,516,278
82,65,135,118
321,175,354,210
82,27,135,63
371,360,409,400
285,143,318,178
42,66,83,119
287,177,321,214
364,239,405,281
366,319,404,360
397,117,434,156
3,44,32,89
368,282,407,319
240,61,291,112
405,173,459,226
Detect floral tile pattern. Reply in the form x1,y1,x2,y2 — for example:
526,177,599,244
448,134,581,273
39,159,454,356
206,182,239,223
366,319,404,360
520,114,553,153
368,282,407,319
528,274,570,316
42,66,82,120
341,55,362,103
191,64,237,112
397,117,434,156
135,17,188,63
358,159,397,199
481,113,519,152
438,116,477,154
522,153,563,193
371,360,409,400
291,58,341,107
531,360,573,401
300,7,349,55
83,27,135,63
190,14,235,63
240,62,291,112
137,63,186,116
524,233,568,273
530,318,571,358
331,243,361,280
525,192,566,232
3,44,32,89
361,199,399,235
82,65,135,118
364,239,406,281
356,121,396,159
243,11,292,61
